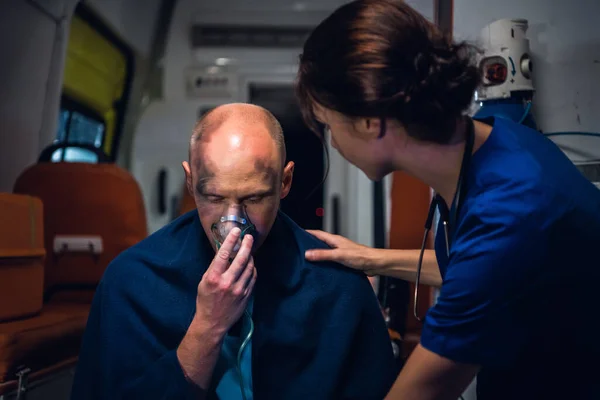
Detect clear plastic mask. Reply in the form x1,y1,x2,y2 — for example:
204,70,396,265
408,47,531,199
210,205,256,256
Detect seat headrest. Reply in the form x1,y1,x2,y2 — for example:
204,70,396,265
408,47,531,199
13,163,148,296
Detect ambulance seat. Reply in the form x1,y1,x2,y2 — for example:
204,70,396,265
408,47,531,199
13,162,148,303
0,303,89,393
0,193,45,323
0,193,89,396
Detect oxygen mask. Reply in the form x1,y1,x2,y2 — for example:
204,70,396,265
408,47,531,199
210,204,256,256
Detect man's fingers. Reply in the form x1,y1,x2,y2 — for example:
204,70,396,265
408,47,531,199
212,227,242,273
304,248,342,263
305,230,340,248
237,256,255,293
222,234,253,282
243,265,257,297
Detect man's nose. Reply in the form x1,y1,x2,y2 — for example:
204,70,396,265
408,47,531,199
224,203,245,215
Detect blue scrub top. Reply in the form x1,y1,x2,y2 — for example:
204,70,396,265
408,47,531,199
421,118,600,399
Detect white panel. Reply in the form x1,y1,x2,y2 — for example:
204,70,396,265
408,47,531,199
0,1,75,192
405,0,434,22
323,140,349,237
354,167,375,246
39,1,77,152
28,0,67,20
86,0,161,56
384,173,393,247
132,100,231,233
132,158,186,233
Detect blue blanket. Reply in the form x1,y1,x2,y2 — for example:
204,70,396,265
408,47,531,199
71,210,397,399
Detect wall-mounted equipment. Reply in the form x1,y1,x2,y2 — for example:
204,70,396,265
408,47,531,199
477,18,534,101
474,19,536,129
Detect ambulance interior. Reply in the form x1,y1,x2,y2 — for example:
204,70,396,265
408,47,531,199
0,0,599,399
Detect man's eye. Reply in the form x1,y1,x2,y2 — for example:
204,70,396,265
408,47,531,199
206,196,223,203
245,196,263,204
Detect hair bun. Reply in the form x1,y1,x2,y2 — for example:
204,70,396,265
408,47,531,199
296,0,483,144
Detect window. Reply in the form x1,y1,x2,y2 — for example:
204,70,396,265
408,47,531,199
51,97,106,163
55,3,134,161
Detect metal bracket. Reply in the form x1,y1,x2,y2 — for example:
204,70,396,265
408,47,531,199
15,367,31,400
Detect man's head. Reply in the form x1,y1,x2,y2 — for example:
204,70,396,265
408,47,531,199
182,103,294,253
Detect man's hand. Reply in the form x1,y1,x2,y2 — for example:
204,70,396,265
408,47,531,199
177,227,257,390
194,228,256,335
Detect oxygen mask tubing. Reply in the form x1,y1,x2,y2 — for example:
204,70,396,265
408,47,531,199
211,204,256,399
211,204,257,256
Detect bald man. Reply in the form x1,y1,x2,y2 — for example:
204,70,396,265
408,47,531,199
71,104,396,400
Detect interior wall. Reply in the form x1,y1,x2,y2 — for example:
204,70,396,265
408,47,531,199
455,0,600,163
132,0,331,233
0,0,78,192
83,0,161,57
132,0,435,235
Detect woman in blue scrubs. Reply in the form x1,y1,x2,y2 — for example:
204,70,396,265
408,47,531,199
296,1,600,399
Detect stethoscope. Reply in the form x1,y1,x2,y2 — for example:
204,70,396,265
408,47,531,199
413,117,475,322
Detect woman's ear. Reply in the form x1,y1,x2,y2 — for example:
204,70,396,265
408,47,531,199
358,118,383,140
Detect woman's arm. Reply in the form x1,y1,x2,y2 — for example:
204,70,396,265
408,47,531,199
384,344,479,400
304,230,442,287
369,248,441,287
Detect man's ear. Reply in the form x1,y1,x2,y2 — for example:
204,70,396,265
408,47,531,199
280,161,295,199
182,161,193,197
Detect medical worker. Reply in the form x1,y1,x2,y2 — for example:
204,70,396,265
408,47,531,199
295,1,600,399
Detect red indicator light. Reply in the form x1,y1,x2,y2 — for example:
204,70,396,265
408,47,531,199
485,63,507,84
316,208,324,217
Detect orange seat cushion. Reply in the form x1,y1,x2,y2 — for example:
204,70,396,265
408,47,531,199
0,257,44,323
0,303,89,383
0,193,45,322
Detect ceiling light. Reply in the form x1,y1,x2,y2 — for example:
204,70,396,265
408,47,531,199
215,57,232,66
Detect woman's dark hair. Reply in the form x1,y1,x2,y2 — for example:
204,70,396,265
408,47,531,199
296,0,481,144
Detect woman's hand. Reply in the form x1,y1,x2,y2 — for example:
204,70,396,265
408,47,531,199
305,230,443,287
305,230,377,273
